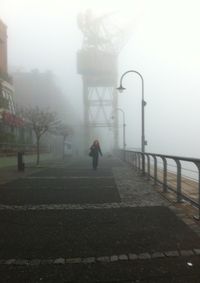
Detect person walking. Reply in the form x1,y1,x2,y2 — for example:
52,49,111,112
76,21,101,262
89,140,103,170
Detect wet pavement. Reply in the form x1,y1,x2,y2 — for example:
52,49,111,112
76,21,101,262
0,157,200,282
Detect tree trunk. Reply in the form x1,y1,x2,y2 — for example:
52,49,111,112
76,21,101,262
36,137,40,165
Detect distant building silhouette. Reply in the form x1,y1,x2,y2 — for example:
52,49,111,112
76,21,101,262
13,69,84,156
13,69,74,122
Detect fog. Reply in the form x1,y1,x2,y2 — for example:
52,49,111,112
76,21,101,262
1,0,200,157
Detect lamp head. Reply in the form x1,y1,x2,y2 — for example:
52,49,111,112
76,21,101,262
116,85,126,93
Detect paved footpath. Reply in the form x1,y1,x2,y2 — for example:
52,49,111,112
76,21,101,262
0,157,200,282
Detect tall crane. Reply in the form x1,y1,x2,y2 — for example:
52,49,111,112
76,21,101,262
77,10,131,152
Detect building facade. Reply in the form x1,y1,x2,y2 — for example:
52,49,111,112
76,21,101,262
0,19,31,149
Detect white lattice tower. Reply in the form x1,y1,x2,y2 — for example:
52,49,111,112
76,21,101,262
77,10,131,151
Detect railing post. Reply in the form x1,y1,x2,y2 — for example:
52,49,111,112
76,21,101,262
138,153,141,172
143,153,146,175
129,151,131,164
174,159,182,203
194,162,200,220
131,152,134,167
135,153,138,170
142,153,145,175
146,154,150,180
133,152,136,168
152,155,157,185
161,156,167,192
128,151,131,164
129,152,132,164
134,153,136,169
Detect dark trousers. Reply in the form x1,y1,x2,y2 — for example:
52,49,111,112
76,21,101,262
92,155,99,169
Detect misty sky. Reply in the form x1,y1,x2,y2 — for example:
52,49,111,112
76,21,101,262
1,0,200,157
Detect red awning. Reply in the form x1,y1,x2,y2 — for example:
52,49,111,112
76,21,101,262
2,111,24,127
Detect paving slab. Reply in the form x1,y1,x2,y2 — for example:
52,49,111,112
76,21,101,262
0,207,200,259
0,178,120,205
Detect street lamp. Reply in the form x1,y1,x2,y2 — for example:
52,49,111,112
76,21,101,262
117,70,147,173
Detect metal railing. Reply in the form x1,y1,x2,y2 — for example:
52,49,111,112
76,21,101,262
122,150,200,219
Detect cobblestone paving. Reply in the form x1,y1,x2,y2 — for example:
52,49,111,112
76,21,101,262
113,165,169,206
0,248,200,266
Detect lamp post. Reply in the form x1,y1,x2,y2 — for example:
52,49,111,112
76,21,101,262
117,70,146,173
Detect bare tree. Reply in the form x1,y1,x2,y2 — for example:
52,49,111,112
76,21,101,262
23,106,58,165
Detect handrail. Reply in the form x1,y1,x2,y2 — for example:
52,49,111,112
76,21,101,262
121,150,200,220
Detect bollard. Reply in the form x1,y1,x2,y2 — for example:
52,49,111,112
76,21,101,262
17,151,25,171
